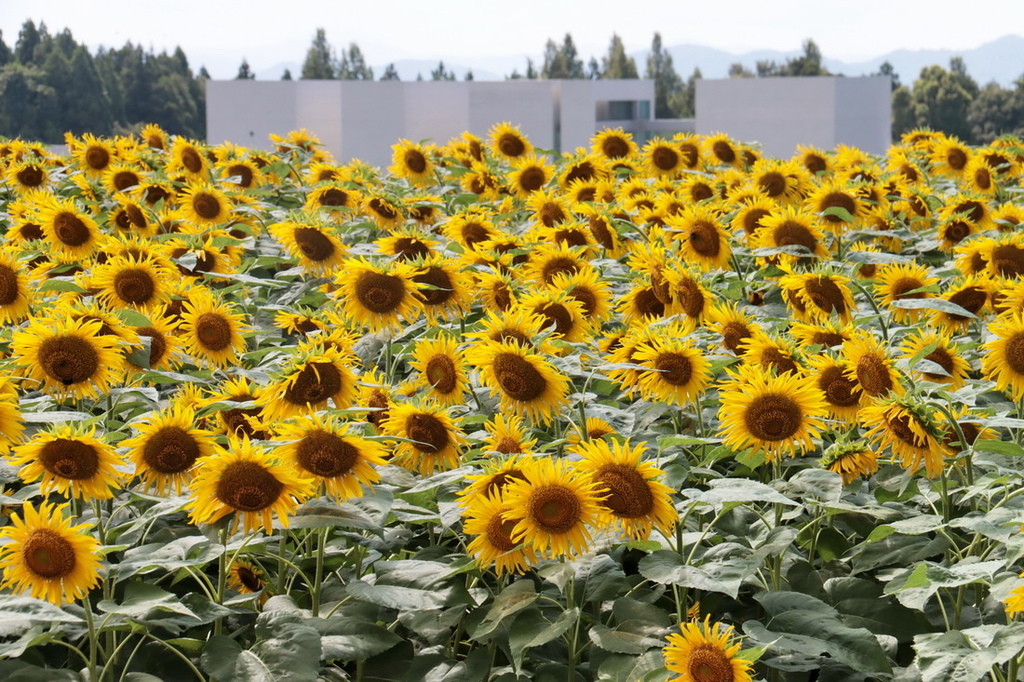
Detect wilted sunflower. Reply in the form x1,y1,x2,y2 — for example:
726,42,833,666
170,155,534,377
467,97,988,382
842,331,902,399
468,339,570,424
481,413,538,455
982,312,1024,400
666,204,732,272
804,354,864,422
873,261,939,324
268,220,348,275
381,402,466,476
632,336,711,406
489,122,532,160
8,423,124,500
36,196,101,262
778,270,855,324
189,436,315,534
861,396,947,478
275,413,386,500
410,335,469,407
718,364,828,460
179,291,249,368
228,559,269,603
573,438,677,540
462,493,537,576
260,346,357,420
0,500,102,606
122,405,216,494
333,258,423,332
12,315,122,399
663,616,754,682
501,457,603,559
820,439,879,484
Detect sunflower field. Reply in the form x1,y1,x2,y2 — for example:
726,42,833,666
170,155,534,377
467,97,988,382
0,121,1023,682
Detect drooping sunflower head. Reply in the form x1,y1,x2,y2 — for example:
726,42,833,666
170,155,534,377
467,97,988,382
860,395,948,478
982,311,1024,401
0,500,103,606
820,439,879,485
481,413,538,456
228,559,269,603
842,331,903,399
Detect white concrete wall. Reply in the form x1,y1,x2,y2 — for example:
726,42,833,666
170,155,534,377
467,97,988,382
695,76,891,158
469,81,559,152
337,81,405,164
206,81,298,149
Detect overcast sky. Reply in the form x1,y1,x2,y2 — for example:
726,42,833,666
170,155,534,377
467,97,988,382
3,0,1022,78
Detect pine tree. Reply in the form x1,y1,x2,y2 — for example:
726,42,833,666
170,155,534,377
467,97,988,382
0,30,11,67
602,34,638,79
381,63,400,80
14,20,41,64
236,58,255,79
281,68,293,80
645,33,686,118
586,57,600,80
431,61,456,81
301,28,335,79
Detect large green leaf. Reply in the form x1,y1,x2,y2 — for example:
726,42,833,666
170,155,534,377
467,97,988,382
96,582,199,622
638,549,761,599
914,624,1024,682
345,579,450,611
250,620,322,682
468,579,538,641
0,596,82,637
200,635,243,682
682,478,799,510
883,559,1003,610
589,621,667,655
508,607,577,671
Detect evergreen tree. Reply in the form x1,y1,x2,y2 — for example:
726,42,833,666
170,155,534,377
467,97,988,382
683,67,702,118
875,60,900,90
912,60,977,141
65,45,113,134
508,69,521,80
525,58,538,80
380,63,400,80
430,60,456,81
0,64,57,140
601,34,638,79
891,85,915,141
561,34,585,79
542,34,584,79
198,65,211,79
0,30,11,67
281,68,293,80
347,44,373,80
785,39,828,76
301,28,335,79
586,57,601,80
645,33,686,118
14,20,41,64
236,58,255,79
728,62,753,78
966,80,1024,143
464,69,474,81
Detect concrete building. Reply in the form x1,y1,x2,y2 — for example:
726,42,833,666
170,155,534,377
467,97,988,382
695,76,891,157
205,79,656,166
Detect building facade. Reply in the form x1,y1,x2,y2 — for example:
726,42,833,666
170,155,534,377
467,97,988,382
206,79,656,166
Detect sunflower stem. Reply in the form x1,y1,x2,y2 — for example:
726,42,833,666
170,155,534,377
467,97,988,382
850,279,889,342
83,595,99,682
939,469,952,525
311,527,328,618
215,527,228,637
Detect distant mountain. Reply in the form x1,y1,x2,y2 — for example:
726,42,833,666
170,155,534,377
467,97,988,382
248,35,1024,86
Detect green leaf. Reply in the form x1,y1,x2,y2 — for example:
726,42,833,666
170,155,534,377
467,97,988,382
249,619,323,682
468,579,538,640
638,549,760,599
821,206,856,223
0,660,81,681
508,607,577,671
345,580,450,611
36,279,87,293
289,504,381,533
111,536,222,578
97,582,200,622
889,297,976,318
974,440,1024,457
589,622,666,655
682,478,798,510
884,559,1004,610
201,635,243,682
114,308,153,327
0,596,83,636
21,411,91,423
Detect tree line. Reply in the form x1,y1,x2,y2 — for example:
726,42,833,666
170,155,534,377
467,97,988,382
0,20,206,143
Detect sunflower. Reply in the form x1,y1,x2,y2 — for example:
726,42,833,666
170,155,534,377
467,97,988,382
381,402,465,476
591,128,637,162
632,336,711,406
69,132,116,177
982,312,1024,400
410,335,469,407
706,301,761,357
268,220,348,275
795,145,831,176
205,376,270,439
122,405,217,494
984,232,1024,279
662,265,713,322
376,228,438,262
873,262,939,324
703,133,744,168
0,381,24,455
749,158,809,204
6,158,50,194
929,136,971,177
642,137,684,176
666,204,732,272
12,315,123,400
357,370,394,432
929,275,991,333
473,268,520,314
481,414,538,455
260,346,357,420
91,254,171,312
522,242,586,286
489,122,532,160
0,246,34,324
506,154,554,197
1004,575,1024,617
412,256,471,324
228,559,269,603
752,206,830,265
305,183,362,219
188,436,315,534
617,280,668,325
963,155,998,195
501,457,602,559
788,320,852,351
8,423,124,500
462,493,537,576
804,177,863,234
443,208,496,250
820,439,879,484
573,438,677,540
730,195,778,240
36,196,102,263
548,268,613,324
217,157,264,190
778,270,855,324
361,194,405,230
168,137,210,180
842,331,902,399
333,258,423,332
0,500,102,606
672,133,704,170
460,455,533,503
108,196,156,237
861,396,947,478
740,332,804,376
663,616,754,682
389,139,435,186
275,412,386,500
467,339,570,424
526,189,571,228
804,354,864,422
460,161,502,199
179,291,249,368
176,183,233,228
717,364,828,460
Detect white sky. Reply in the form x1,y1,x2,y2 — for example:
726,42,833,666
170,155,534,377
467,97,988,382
2,0,1022,78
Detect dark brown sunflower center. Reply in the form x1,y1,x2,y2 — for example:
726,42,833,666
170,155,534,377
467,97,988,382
945,286,987,320
804,276,847,315
113,170,140,191
53,212,91,247
485,514,519,552
712,140,736,164
494,436,522,454
18,223,43,241
595,464,654,518
743,393,802,442
818,365,861,407
22,529,76,579
1004,333,1024,375
856,353,893,397
991,245,1024,278
890,277,926,299
195,312,233,351
144,185,171,206
945,147,968,170
0,264,20,306
413,266,453,306
819,192,856,222
518,166,547,192
366,389,389,428
761,347,798,375
403,149,428,174
284,362,342,405
85,146,110,170
538,202,566,227
602,136,630,159
675,279,705,318
721,321,752,354
634,287,665,319
687,644,735,682
678,142,699,168
922,346,955,380
758,171,787,197
589,215,614,249
944,221,970,244
293,227,335,262
406,413,449,454
742,208,770,235
483,469,527,496
236,565,263,591
113,268,156,305
319,188,349,207
538,302,574,336
651,146,679,171
565,161,596,184
568,285,597,317
122,204,147,230
497,133,526,157
142,426,201,474
216,461,283,512
690,183,715,202
16,165,44,187
804,154,827,174
974,167,992,190
181,148,204,174
39,438,100,480
654,352,693,386
425,355,458,394
192,193,223,220
812,331,846,348
530,484,581,533
492,352,547,402
296,430,358,477
390,237,429,261
541,257,579,284
887,412,927,448
354,270,405,314
39,335,100,386
773,220,817,253
689,221,721,257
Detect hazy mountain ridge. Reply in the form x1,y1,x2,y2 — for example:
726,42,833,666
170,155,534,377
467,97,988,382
251,35,1024,85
